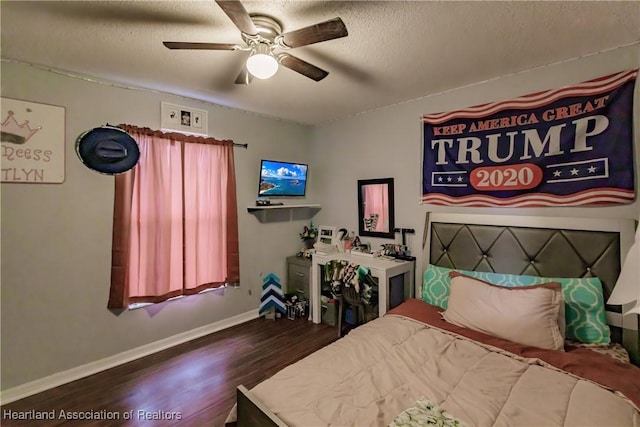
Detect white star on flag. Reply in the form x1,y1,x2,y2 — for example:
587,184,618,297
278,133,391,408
546,157,610,184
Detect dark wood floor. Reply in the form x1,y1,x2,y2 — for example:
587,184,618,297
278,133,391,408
1,316,339,427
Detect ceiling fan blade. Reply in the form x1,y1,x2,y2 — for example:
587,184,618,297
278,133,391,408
163,42,237,50
215,0,258,35
279,17,348,48
279,54,328,82
235,66,253,85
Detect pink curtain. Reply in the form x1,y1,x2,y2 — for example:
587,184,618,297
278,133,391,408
127,134,184,302
183,142,239,292
109,125,239,308
364,184,388,232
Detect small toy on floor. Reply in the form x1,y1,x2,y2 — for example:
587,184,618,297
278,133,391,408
284,292,309,320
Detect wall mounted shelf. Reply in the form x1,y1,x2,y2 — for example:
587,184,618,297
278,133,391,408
247,203,321,213
247,204,321,223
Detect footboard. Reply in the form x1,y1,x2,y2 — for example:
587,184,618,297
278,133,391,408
236,385,288,427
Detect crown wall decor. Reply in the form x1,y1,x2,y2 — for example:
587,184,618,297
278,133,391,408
1,98,65,184
1,110,42,145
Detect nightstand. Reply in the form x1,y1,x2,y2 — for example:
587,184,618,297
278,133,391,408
286,255,312,298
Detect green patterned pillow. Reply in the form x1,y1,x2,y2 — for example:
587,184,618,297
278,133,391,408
422,264,610,345
422,265,453,309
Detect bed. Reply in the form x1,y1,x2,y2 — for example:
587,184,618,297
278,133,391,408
227,213,640,427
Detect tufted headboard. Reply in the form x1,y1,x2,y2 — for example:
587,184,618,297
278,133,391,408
421,213,637,353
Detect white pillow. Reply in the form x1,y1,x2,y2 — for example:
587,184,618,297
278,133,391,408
443,272,565,351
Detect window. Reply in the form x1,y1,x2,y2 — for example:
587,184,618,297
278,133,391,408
108,125,239,309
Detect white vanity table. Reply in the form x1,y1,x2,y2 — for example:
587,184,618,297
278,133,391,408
311,252,415,324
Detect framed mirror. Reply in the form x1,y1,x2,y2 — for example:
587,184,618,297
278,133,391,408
357,177,395,239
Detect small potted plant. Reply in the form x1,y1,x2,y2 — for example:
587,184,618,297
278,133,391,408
299,222,318,249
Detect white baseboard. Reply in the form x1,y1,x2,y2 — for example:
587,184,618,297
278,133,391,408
1,309,259,405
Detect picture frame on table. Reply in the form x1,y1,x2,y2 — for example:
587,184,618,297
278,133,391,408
318,226,337,246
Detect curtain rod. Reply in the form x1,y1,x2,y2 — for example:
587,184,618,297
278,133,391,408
109,123,248,149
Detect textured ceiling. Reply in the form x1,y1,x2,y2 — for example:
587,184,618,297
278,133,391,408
1,1,639,125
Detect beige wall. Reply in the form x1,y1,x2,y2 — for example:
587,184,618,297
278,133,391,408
310,45,640,279
0,62,315,390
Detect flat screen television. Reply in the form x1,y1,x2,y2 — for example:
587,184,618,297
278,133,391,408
258,160,308,197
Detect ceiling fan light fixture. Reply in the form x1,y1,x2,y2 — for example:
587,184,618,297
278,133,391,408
163,2,348,84
246,44,278,79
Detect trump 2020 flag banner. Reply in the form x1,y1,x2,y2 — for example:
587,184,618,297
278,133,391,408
421,70,637,207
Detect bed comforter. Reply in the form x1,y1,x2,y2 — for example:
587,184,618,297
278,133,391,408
228,299,640,426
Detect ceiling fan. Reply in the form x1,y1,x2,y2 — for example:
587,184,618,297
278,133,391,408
163,0,348,84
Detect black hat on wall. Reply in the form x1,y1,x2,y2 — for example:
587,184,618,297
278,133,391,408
75,126,140,175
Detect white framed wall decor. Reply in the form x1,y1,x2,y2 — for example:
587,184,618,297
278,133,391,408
160,102,208,136
318,226,337,246
1,97,66,183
